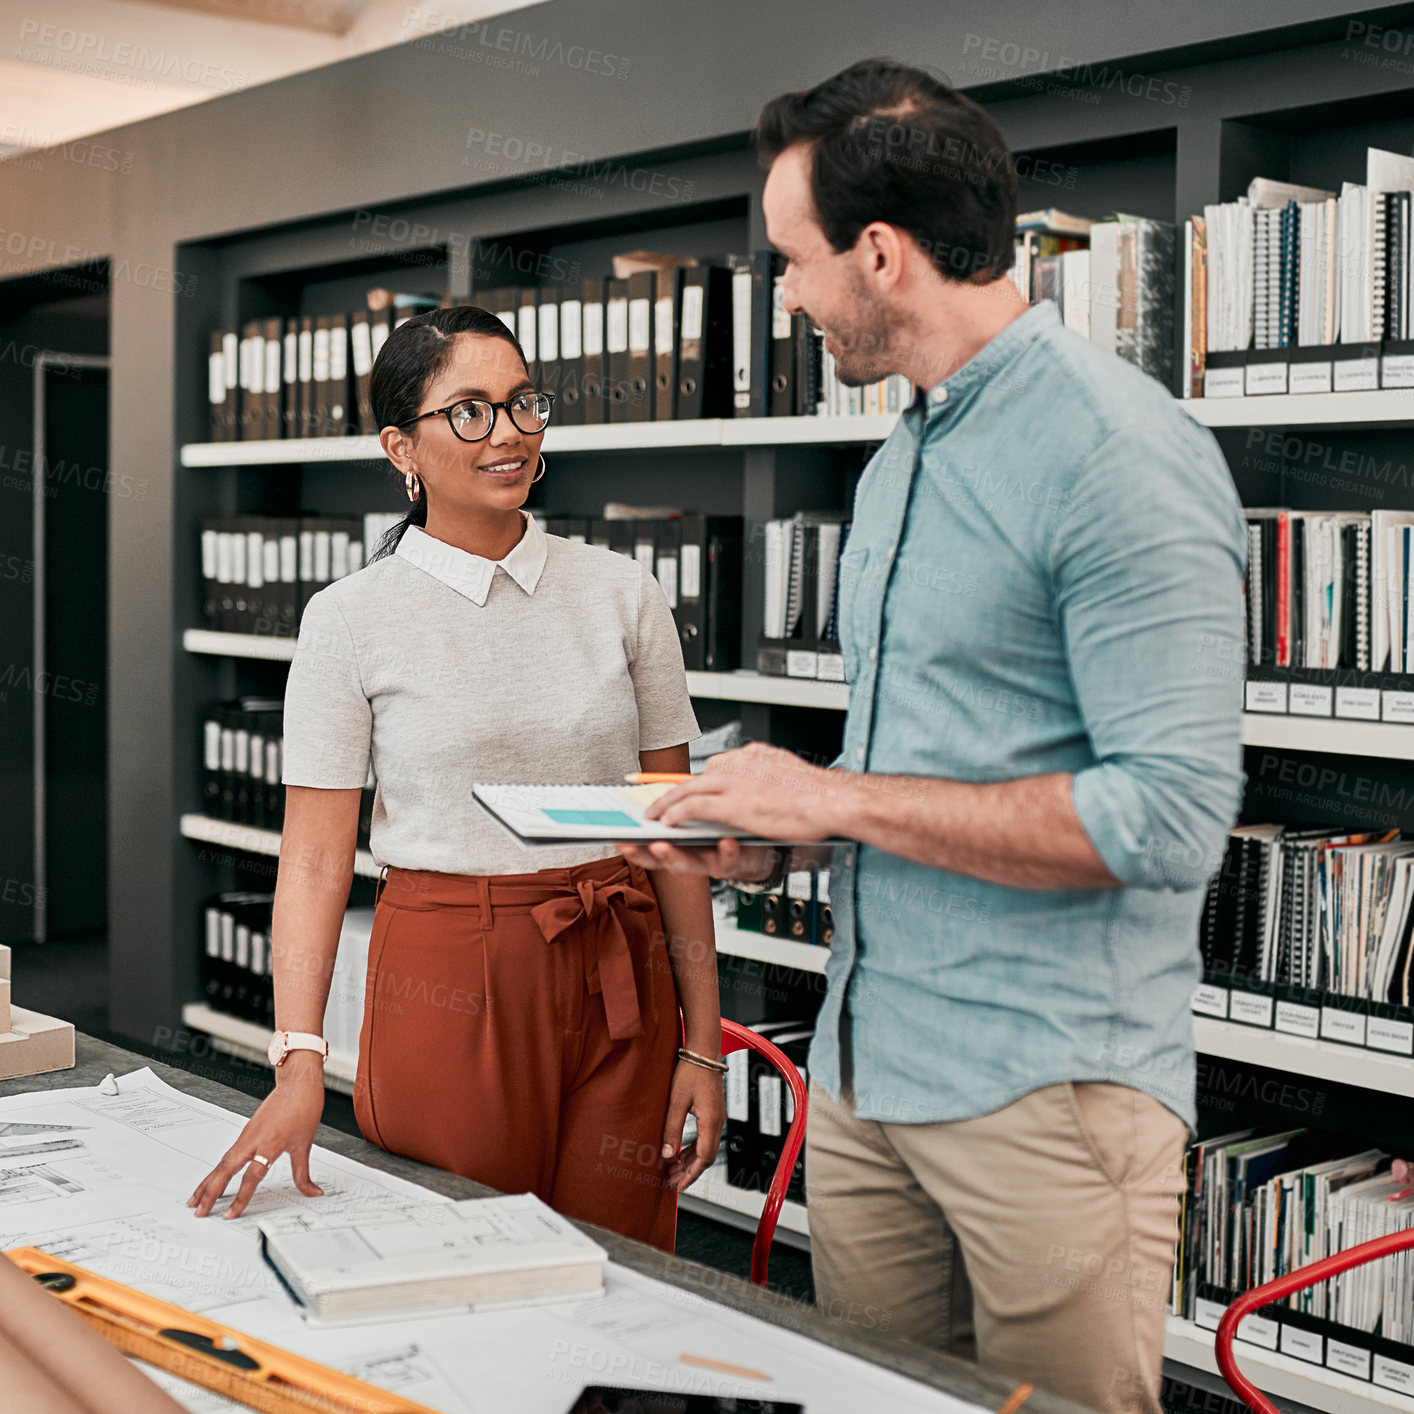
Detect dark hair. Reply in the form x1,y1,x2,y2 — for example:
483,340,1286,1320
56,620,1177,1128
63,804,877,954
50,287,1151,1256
368,304,529,560
754,58,1016,283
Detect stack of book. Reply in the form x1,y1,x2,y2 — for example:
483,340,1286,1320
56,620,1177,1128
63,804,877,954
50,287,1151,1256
1172,1129,1414,1387
724,1019,812,1204
1188,151,1414,397
757,512,848,681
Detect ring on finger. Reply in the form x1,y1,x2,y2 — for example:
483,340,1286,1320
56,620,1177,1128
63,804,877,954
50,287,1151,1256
250,1154,271,1168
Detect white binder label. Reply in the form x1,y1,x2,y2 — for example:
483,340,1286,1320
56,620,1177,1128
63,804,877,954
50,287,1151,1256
655,297,674,354
1384,690,1414,724
298,327,312,382
246,533,263,588
1367,1015,1414,1054
1328,1338,1371,1380
1288,683,1332,717
583,303,603,358
656,555,678,609
1288,361,1332,394
312,327,330,382
560,300,582,360
517,305,536,362
1375,1353,1414,1393
681,284,704,341
786,649,819,678
201,530,217,578
1383,353,1414,388
1195,1298,1225,1332
208,351,223,405
1236,1313,1278,1350
628,297,650,352
817,652,846,682
263,540,278,582
772,277,790,339
1279,1325,1323,1364
329,326,347,381
1336,686,1381,720
680,545,701,599
1191,983,1229,1019
1245,361,1287,395
351,320,373,377
1203,367,1244,398
283,330,297,382
726,1052,748,1121
1245,680,1287,713
264,338,280,393
1320,1007,1365,1045
538,302,558,362
222,331,238,385
759,1075,783,1137
1334,357,1378,391
1230,990,1273,1027
1274,1000,1320,1039
606,298,628,353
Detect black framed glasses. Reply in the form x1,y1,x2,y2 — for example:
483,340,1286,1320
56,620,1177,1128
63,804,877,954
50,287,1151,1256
401,391,555,442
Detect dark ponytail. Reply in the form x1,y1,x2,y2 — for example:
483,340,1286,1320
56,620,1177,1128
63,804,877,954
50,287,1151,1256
368,304,530,561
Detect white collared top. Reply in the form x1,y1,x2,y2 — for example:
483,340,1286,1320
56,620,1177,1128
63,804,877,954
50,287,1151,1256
281,515,699,875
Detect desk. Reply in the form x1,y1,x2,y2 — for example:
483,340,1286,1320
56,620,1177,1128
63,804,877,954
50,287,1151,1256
0,1035,1088,1414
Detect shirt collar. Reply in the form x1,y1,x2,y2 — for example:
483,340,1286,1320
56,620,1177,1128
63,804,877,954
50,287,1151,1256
395,513,546,606
910,299,1058,423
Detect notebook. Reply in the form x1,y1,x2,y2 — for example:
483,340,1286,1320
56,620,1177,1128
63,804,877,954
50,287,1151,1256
258,1192,607,1324
473,782,849,846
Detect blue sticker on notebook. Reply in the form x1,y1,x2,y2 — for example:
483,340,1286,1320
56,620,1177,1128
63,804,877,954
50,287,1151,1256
542,809,642,829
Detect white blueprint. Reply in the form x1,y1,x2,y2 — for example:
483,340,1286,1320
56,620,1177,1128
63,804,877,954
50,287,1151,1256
0,1069,984,1413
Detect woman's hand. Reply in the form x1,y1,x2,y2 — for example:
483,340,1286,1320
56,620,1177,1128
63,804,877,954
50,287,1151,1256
186,1066,326,1218
660,1060,726,1192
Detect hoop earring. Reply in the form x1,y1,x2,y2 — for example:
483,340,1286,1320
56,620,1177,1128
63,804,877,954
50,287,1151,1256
404,469,421,502
531,454,546,484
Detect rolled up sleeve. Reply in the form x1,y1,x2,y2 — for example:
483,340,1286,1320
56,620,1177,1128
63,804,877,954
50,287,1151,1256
1055,422,1248,891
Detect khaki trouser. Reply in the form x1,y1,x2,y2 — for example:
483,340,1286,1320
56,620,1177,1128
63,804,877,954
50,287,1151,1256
806,1079,1187,1414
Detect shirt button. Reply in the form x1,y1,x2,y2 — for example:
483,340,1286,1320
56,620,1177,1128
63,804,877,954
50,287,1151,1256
931,387,948,405
868,646,877,661
855,747,865,764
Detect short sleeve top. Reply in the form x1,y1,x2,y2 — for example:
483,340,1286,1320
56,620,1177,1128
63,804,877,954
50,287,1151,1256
280,514,700,874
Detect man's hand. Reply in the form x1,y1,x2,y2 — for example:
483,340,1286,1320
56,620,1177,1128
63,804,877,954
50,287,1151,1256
616,743,846,877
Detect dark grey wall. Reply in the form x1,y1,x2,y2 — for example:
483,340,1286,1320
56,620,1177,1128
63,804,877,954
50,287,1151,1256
0,0,1405,1044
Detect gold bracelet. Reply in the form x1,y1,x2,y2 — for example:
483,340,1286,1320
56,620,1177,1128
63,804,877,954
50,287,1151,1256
677,1047,729,1074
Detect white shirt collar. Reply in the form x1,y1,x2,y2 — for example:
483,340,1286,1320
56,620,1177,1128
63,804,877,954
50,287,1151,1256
395,513,547,606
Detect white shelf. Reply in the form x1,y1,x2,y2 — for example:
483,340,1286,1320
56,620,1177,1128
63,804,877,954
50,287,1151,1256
183,629,297,660
1193,1017,1414,1097
178,814,381,880
180,1003,358,1095
713,919,828,973
1184,389,1414,429
1165,1315,1411,1414
1241,713,1414,760
682,1163,811,1240
178,415,900,466
684,670,848,709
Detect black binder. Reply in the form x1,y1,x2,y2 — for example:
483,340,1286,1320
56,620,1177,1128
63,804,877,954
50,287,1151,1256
605,277,632,422
676,266,734,420
769,275,798,417
653,267,680,421
296,315,315,437
556,288,585,426
537,285,561,407
261,317,284,439
625,270,654,422
677,514,743,671
581,277,607,426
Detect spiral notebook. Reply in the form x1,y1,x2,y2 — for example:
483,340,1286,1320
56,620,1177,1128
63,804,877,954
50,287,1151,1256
473,782,847,846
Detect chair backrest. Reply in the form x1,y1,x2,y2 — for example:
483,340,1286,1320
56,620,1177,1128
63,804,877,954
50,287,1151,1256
720,1018,809,1287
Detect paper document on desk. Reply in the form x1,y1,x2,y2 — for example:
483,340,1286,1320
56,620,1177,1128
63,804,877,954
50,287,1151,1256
474,782,843,845
0,1067,988,1413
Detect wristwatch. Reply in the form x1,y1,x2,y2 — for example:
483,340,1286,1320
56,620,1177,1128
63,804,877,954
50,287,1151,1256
266,1031,329,1067
732,845,793,895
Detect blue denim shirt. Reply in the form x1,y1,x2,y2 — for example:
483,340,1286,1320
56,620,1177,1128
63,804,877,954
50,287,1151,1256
811,301,1247,1132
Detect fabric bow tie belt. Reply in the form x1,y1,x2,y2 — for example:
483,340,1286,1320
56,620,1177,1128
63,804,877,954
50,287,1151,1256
530,878,658,1040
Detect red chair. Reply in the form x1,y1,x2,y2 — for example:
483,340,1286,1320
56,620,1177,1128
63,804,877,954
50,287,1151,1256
1215,1226,1414,1412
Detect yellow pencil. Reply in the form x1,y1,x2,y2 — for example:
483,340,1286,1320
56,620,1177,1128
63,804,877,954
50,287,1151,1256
624,772,693,784
678,1352,771,1381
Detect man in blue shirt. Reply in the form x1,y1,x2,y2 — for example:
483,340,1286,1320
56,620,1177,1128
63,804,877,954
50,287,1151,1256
621,58,1245,1414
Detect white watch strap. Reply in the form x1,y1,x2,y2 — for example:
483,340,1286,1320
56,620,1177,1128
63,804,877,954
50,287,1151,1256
282,1031,328,1058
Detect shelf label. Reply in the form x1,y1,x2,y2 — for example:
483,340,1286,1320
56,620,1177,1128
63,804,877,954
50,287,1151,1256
816,652,845,682
1203,367,1244,399
1230,991,1274,1028
786,649,819,679
1334,357,1379,391
1336,686,1381,721
1191,983,1229,1019
1195,1297,1225,1332
1375,1353,1414,1394
1289,362,1332,394
1236,1313,1279,1350
1245,362,1288,396
1367,1015,1414,1055
1245,680,1287,713
1320,1007,1366,1046
1288,683,1332,717
1384,690,1414,724
1275,1000,1320,1039
1279,1324,1324,1364
1328,1338,1372,1380
1384,353,1414,388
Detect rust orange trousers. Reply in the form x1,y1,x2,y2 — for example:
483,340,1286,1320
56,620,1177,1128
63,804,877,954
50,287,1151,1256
353,855,680,1251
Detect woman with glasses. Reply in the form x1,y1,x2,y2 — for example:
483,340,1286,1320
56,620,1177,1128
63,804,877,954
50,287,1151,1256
188,305,724,1252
